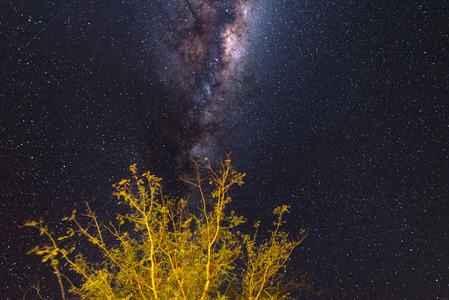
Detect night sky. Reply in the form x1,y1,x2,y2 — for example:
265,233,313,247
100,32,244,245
1,0,448,299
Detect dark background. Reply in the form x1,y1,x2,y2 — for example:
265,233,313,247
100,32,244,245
1,1,448,299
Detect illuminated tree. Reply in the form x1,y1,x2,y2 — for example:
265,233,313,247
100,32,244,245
26,155,308,299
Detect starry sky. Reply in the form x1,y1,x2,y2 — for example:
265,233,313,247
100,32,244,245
1,0,448,299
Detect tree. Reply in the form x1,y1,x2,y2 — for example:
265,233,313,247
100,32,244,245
26,155,308,299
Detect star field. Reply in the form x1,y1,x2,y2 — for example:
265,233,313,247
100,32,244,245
1,1,448,299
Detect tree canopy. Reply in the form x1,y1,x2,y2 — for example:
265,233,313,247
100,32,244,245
26,156,308,299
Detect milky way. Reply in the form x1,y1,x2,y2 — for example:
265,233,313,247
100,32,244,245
147,0,258,175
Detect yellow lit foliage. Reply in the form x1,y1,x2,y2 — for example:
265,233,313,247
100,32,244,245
26,155,308,299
